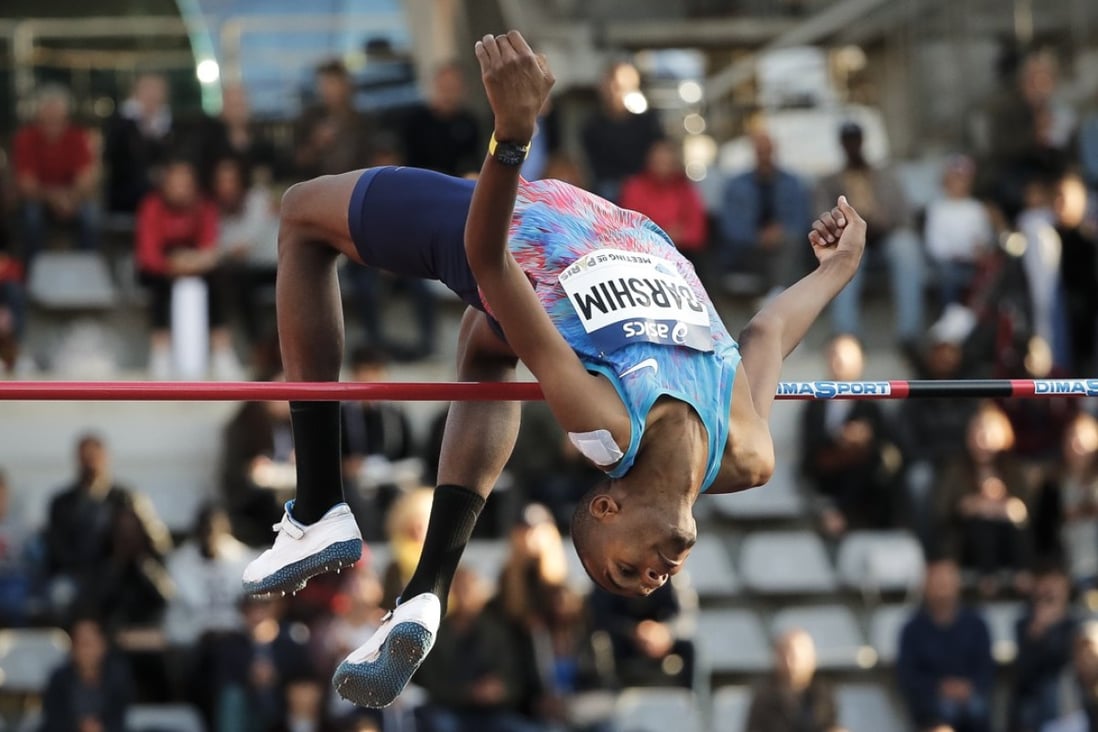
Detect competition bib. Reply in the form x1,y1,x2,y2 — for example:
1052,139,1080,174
558,249,713,353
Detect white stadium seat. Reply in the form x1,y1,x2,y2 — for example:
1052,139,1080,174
613,687,702,732
982,601,1024,664
868,604,917,666
126,704,205,732
837,682,902,732
0,628,70,692
711,461,803,520
836,531,925,600
683,534,739,598
28,252,117,309
739,530,838,595
696,608,772,673
771,605,872,670
711,686,752,732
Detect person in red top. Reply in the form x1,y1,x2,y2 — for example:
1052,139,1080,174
13,85,100,259
619,138,709,259
135,159,238,380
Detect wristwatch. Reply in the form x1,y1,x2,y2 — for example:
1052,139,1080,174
489,132,530,167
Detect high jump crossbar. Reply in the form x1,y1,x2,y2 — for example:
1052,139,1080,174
0,379,1094,402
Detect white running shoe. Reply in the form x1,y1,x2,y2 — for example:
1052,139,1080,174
242,501,362,597
333,592,441,708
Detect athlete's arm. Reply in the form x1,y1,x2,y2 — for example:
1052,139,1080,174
466,32,628,438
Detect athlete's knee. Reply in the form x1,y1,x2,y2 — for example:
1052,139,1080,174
279,179,318,227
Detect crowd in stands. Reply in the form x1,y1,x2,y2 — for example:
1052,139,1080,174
0,35,1096,732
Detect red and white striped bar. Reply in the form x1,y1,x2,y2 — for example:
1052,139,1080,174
0,378,1094,401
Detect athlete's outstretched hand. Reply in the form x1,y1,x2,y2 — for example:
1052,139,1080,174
474,30,555,143
808,196,866,270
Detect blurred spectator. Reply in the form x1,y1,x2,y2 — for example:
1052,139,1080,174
0,470,32,625
345,254,437,361
924,156,994,306
294,60,373,179
44,435,150,614
588,578,696,689
211,156,279,341
496,504,568,632
104,73,174,216
416,567,545,732
721,130,812,298
581,62,664,202
13,84,100,258
897,558,994,732
1042,622,1098,732
196,83,279,187
341,346,416,537
745,629,841,732
1080,107,1098,195
270,677,339,732
317,563,386,671
190,596,314,732
1012,564,1077,732
400,61,483,177
135,159,241,381
521,103,561,182
619,139,708,257
542,154,588,189
41,617,134,732
937,402,1032,597
1054,173,1098,375
221,391,293,546
0,244,25,375
899,324,978,547
818,121,924,347
165,503,255,645
1059,413,1098,588
799,334,901,539
380,488,432,607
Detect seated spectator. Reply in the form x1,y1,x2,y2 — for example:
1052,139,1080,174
270,677,339,732
899,325,977,547
399,61,483,177
415,567,545,732
0,470,32,625
1059,413,1098,588
0,245,26,375
496,504,568,632
1012,564,1078,732
13,84,99,259
294,60,373,179
819,121,925,348
897,558,994,732
211,156,278,341
44,434,151,617
721,130,812,298
1054,173,1098,376
800,334,902,538
746,629,841,732
165,503,255,645
135,158,240,380
190,596,314,732
1042,622,1098,732
924,155,994,306
937,402,1033,597
220,388,293,546
196,83,279,187
581,62,663,202
341,346,416,536
104,73,174,216
619,139,708,260
588,578,697,689
380,488,433,608
41,617,134,732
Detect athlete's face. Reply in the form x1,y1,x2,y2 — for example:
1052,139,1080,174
578,495,695,597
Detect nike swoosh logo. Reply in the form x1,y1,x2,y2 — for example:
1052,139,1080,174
620,358,659,378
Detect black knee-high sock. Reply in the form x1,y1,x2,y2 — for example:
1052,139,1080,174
289,401,344,524
402,485,485,613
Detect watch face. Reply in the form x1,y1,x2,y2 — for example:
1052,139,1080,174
495,142,527,167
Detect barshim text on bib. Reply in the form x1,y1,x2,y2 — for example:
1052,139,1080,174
558,249,713,354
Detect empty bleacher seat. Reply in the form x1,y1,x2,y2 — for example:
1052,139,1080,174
613,687,702,732
684,535,739,598
983,601,1024,664
0,628,70,692
696,608,772,674
869,604,916,666
126,704,204,732
771,605,872,670
739,530,838,595
28,252,117,309
711,461,803,520
836,531,925,600
837,682,901,732
711,686,751,732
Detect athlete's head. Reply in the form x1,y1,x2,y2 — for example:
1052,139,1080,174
572,479,696,598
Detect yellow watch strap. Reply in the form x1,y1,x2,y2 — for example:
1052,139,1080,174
489,132,530,160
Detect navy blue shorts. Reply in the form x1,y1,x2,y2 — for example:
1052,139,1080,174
348,166,483,310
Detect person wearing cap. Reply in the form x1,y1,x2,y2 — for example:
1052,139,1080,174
817,121,925,350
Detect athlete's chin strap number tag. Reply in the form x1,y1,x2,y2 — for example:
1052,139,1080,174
568,429,625,467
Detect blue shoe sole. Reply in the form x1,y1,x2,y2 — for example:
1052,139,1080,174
333,622,434,708
243,539,362,598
